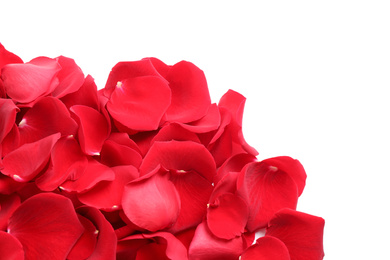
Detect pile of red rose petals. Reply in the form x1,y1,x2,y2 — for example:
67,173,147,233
0,43,325,260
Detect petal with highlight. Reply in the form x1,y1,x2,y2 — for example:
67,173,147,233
240,236,290,260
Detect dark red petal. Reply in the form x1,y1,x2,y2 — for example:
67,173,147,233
0,231,24,260
140,140,216,182
0,43,23,71
188,221,246,260
71,105,109,155
2,57,61,103
104,59,162,97
0,98,19,144
266,208,325,260
207,193,249,239
262,156,307,196
164,61,211,123
67,214,98,260
0,175,25,195
18,96,78,145
240,236,290,260
107,76,171,131
142,232,189,260
52,56,84,98
77,206,117,260
78,165,139,211
61,158,115,192
100,139,142,168
35,136,88,191
2,133,60,182
136,243,168,260
8,193,84,259
0,193,20,231
237,161,299,231
1,123,20,157
122,168,180,232
178,103,221,133
61,74,99,110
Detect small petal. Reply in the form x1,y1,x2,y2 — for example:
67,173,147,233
52,56,84,98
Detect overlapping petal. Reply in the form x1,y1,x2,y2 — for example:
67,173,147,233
52,56,84,98
240,236,290,260
0,231,24,260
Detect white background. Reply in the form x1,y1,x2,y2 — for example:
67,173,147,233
1,1,390,259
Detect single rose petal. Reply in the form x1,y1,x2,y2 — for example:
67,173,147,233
78,165,139,211
100,139,142,167
1,57,61,103
240,236,290,260
177,103,221,133
0,193,20,231
0,231,24,260
237,161,299,231
140,140,216,182
8,193,84,259
262,156,307,196
76,206,117,260
35,136,88,191
1,123,20,157
0,43,23,71
67,214,98,260
0,98,18,144
61,74,99,110
52,56,84,98
122,167,180,232
71,105,110,155
2,133,61,182
266,208,325,260
188,221,247,260
61,158,115,193
164,61,211,123
18,96,78,145
207,193,249,239
215,153,257,184
107,76,171,131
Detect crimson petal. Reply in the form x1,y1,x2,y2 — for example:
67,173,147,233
2,133,61,182
0,98,18,144
2,57,61,103
240,236,290,260
266,208,325,260
71,105,109,155
61,74,99,110
122,167,180,232
237,161,299,231
0,43,23,71
0,231,24,260
8,193,84,259
178,103,221,133
52,56,84,98
0,193,20,231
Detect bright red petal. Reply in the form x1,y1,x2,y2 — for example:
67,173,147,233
52,56,84,98
0,231,24,260
207,193,249,239
107,76,171,131
71,105,109,155
165,61,211,123
122,167,180,232
266,208,325,260
61,74,99,110
237,161,299,231
240,236,290,260
0,98,18,144
2,133,61,182
178,103,221,133
100,139,142,168
2,57,61,103
8,193,84,259
0,43,23,71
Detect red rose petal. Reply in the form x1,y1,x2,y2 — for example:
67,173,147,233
100,139,142,168
0,193,20,231
61,74,99,110
18,96,78,145
266,208,325,260
262,156,307,196
77,206,118,260
237,161,299,231
122,167,180,232
61,158,115,193
140,140,216,182
35,136,88,191
107,76,171,131
215,153,257,184
71,105,110,155
188,221,247,260
1,57,61,103
8,193,84,259
207,193,249,239
0,98,18,144
178,103,221,133
240,236,290,260
2,133,61,182
0,43,23,70
67,214,98,260
52,56,84,98
151,123,201,144
78,165,139,211
0,231,24,260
